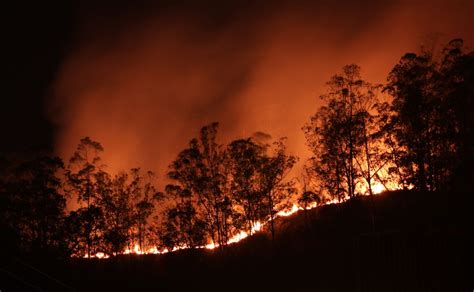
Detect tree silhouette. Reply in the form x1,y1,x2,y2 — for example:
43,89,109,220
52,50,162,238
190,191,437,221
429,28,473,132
0,156,66,255
96,171,132,256
258,138,297,241
165,123,232,248
385,52,438,191
385,38,474,192
64,205,104,257
304,64,384,200
159,185,207,249
227,138,267,235
438,39,474,191
66,137,105,257
1,37,472,264
129,168,162,253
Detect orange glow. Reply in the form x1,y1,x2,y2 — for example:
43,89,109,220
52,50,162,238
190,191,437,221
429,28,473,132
85,179,406,259
51,2,474,196
65,2,447,258
85,252,109,259
371,183,386,194
277,204,303,217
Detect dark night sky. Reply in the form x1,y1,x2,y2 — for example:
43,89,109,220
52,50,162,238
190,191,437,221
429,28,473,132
3,3,73,153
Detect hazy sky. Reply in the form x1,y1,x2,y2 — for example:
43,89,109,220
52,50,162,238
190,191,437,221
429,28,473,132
45,0,474,184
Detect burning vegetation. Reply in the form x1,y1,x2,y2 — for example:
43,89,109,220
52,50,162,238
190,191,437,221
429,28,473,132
0,39,473,262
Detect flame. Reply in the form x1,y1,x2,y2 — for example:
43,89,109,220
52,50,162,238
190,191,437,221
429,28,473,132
277,204,302,217
357,179,403,196
84,252,109,259
371,182,386,194
124,244,142,255
84,180,402,258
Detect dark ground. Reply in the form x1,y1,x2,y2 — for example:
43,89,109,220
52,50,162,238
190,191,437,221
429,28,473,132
2,190,473,291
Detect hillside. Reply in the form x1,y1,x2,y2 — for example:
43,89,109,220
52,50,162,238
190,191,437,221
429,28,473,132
2,190,472,291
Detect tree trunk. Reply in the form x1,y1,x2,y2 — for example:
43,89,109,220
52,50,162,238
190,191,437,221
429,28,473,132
363,123,373,196
268,191,275,243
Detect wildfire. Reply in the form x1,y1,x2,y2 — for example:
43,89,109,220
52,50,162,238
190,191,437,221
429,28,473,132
85,181,399,258
84,252,109,259
371,183,386,194
276,204,302,217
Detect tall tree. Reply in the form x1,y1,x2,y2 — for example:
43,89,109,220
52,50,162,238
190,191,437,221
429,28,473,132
227,138,267,235
384,39,474,192
96,171,132,256
373,101,411,190
165,123,231,248
304,64,383,200
258,138,297,241
128,168,162,252
438,39,474,191
66,137,105,257
385,52,438,191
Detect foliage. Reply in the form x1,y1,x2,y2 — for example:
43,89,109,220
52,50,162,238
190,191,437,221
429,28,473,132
385,39,474,191
0,156,65,255
1,38,472,258
304,64,385,200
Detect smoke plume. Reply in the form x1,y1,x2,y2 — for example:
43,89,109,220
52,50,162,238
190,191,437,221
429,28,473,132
49,0,474,185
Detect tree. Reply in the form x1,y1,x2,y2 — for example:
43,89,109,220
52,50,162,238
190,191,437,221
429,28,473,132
166,123,232,248
66,137,105,257
64,205,104,257
373,101,411,190
297,165,322,209
158,185,207,249
227,136,297,241
438,39,474,191
385,39,474,192
226,138,267,235
128,168,162,252
304,104,347,202
1,156,66,255
258,138,297,241
96,170,132,256
385,52,438,191
304,64,383,200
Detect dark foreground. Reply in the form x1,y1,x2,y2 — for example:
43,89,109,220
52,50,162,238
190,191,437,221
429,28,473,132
2,190,473,291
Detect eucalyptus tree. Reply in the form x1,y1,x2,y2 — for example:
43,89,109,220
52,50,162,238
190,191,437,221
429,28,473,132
128,168,162,252
258,138,297,241
386,38,474,192
1,156,66,254
65,137,105,257
304,65,383,200
165,123,232,248
226,138,266,235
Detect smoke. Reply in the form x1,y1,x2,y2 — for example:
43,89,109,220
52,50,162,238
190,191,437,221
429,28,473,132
49,0,474,185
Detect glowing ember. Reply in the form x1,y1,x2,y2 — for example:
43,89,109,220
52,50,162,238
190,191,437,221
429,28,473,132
372,182,386,194
277,204,302,217
124,244,143,255
84,180,402,258
85,252,109,259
